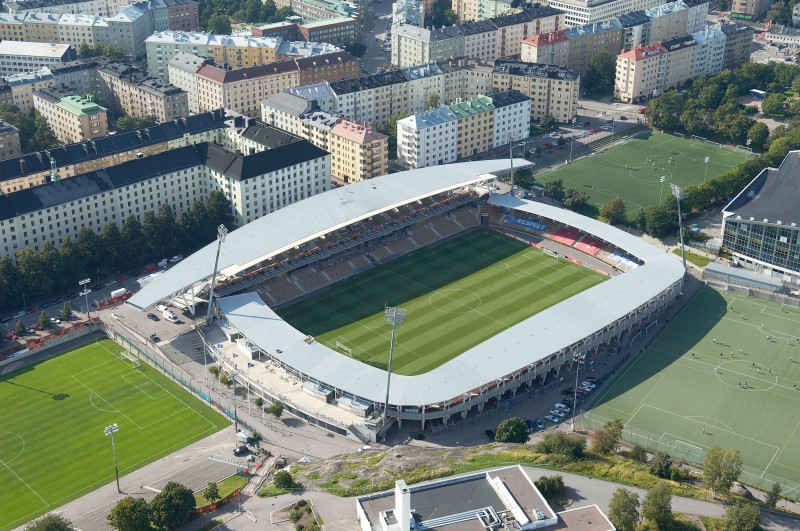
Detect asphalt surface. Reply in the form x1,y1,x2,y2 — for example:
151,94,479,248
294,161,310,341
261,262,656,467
361,0,393,74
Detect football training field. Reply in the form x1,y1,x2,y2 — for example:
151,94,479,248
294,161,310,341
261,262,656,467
0,339,228,530
583,287,800,499
278,229,607,376
542,131,748,215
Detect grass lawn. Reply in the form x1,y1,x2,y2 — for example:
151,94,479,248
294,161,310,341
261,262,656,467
195,474,247,506
0,339,229,530
582,287,800,499
673,247,714,268
277,230,606,376
541,131,748,216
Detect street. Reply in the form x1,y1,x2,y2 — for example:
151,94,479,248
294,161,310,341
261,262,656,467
360,0,393,74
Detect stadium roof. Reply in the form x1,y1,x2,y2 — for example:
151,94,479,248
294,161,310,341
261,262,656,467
128,160,524,311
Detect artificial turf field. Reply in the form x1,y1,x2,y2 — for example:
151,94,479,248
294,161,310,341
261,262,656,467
582,287,800,498
0,339,228,530
278,229,607,376
542,131,748,215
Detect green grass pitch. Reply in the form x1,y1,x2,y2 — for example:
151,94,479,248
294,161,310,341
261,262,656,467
583,287,800,498
278,230,607,376
0,339,228,530
542,131,748,215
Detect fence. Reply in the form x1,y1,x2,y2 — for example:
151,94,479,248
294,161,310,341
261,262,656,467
704,280,800,308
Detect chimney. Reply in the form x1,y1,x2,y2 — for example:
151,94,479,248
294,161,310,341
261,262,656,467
394,480,411,531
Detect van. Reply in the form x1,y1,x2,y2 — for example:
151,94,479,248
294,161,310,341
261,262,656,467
156,304,168,313
163,310,179,323
158,259,168,268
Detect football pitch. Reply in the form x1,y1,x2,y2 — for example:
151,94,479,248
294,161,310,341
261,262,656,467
542,131,748,215
0,339,228,530
582,287,800,499
278,230,607,376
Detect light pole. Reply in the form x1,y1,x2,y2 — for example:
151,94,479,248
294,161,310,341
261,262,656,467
703,156,710,182
659,176,666,203
746,138,752,154
79,278,91,319
22,292,26,313
381,305,407,443
507,132,516,196
231,371,239,432
571,353,585,432
568,117,577,162
205,224,228,326
103,423,121,493
671,183,688,271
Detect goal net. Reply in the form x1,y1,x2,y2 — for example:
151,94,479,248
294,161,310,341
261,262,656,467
542,248,560,261
121,350,140,368
674,440,704,461
335,341,353,357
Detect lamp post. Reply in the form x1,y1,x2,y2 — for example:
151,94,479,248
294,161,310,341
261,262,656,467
703,156,710,182
671,183,688,271
659,176,666,203
79,278,91,319
205,224,228,326
507,132,516,196
568,117,577,162
231,371,239,432
571,354,585,432
22,292,26,314
746,138,752,154
381,305,407,443
103,423,121,493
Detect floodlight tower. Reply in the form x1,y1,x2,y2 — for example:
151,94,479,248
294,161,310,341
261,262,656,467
571,353,585,432
381,305,407,443
103,423,121,493
671,183,688,271
703,156,710,182
205,224,228,326
507,132,516,196
79,278,91,318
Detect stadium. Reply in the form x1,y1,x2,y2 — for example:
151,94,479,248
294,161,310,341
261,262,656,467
129,160,685,442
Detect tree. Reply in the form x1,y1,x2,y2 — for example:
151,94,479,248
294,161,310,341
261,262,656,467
273,470,294,489
762,93,786,116
425,92,440,110
747,122,769,152
494,417,529,443
645,90,684,131
255,397,264,408
103,45,127,60
116,115,159,133
260,0,277,20
379,112,408,160
629,444,647,463
723,501,760,531
269,401,284,418
60,302,72,320
28,114,59,152
543,178,564,200
608,488,639,531
148,481,195,530
108,496,150,531
268,6,293,23
650,451,672,478
765,481,781,508
206,190,235,231
39,311,50,329
26,514,74,531
344,42,367,58
15,319,25,335
245,0,261,22
600,198,626,225
593,418,623,454
207,13,232,34
534,475,565,497
703,446,742,498
582,51,616,96
562,188,589,210
101,221,125,273
533,431,586,460
203,482,221,504
78,41,94,58
642,482,672,529
766,0,792,25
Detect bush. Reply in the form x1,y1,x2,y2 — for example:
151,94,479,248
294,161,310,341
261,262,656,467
629,444,647,463
534,475,565,498
494,417,529,443
650,451,671,478
274,470,294,489
289,509,302,523
533,432,586,460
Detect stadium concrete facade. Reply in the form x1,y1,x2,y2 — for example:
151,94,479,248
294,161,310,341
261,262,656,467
129,160,684,442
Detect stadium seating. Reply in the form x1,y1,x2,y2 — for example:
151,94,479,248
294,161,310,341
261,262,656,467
348,255,371,271
411,224,440,246
574,235,605,256
453,208,480,229
294,267,331,293
388,237,419,255
266,277,305,306
551,227,581,246
323,260,356,283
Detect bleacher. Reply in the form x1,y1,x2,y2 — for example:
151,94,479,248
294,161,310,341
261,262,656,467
431,215,462,238
452,207,480,229
294,267,330,293
609,252,640,270
371,245,394,261
265,277,305,306
348,255,371,271
323,260,356,283
412,224,440,247
574,235,605,256
550,227,581,246
387,237,419,255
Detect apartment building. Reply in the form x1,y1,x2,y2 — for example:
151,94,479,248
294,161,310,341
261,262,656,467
251,16,358,47
692,27,725,78
0,120,23,161
565,19,625,75
661,35,697,90
33,87,108,143
2,68,55,114
294,51,359,85
96,61,189,121
163,0,198,31
392,0,423,28
0,109,225,194
491,61,579,122
328,121,388,182
391,4,564,68
730,0,773,21
520,30,570,65
166,51,208,113
397,106,458,169
721,23,754,71
548,0,666,27
4,0,129,17
0,41,76,76
195,61,298,117
614,43,667,103
646,1,689,44
287,0,362,23
490,90,531,149
145,30,342,78
0,137,331,258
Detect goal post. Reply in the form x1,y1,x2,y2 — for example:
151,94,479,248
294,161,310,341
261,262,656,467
121,350,140,368
335,341,353,357
542,248,559,261
674,439,704,462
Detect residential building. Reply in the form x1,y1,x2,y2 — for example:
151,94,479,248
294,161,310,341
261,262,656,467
96,61,189,121
645,1,689,44
49,58,100,94
661,35,697,91
0,109,226,194
195,61,298,117
614,43,668,103
548,0,666,27
0,134,331,259
252,16,358,47
0,120,22,161
617,10,651,51
692,26,725,78
287,0,361,23
33,87,108,143
763,25,800,47
2,67,55,114
0,41,76,76
328,121,388,181
294,50,359,85
391,5,564,68
450,95,495,159
490,90,531,149
163,0,199,32
392,0,423,28
166,51,208,113
684,0,710,34
520,30,570,66
476,0,515,21
794,3,800,26
721,150,800,284
721,23,754,71
4,0,129,17
491,60,579,123
261,91,313,136
144,30,342,78
564,19,624,75
397,106,458,168
730,0,774,21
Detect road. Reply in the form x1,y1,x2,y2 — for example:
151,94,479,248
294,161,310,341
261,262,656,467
360,0,393,74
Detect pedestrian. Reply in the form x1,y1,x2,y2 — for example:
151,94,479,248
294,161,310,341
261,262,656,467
720,352,723,357
753,362,755,367
703,428,706,434
746,381,748,386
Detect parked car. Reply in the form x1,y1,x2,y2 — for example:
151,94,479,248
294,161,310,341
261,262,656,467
39,302,51,309
485,429,495,440
582,121,591,127
50,318,61,324
555,402,571,411
105,280,117,287
585,376,597,382
147,313,160,321
549,132,561,138
27,307,37,314
581,381,596,389
550,409,566,418
13,310,26,318
66,292,78,300
158,259,168,268
534,418,545,430
92,284,104,291
117,274,129,282
618,115,628,120
544,415,560,423
149,333,160,342
600,124,612,131
233,444,248,456
525,419,535,431
78,288,91,297
170,255,183,263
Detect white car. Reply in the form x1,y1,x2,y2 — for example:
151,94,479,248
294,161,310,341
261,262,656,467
170,255,183,263
50,318,61,324
555,402,571,411
581,381,597,389
544,415,561,423
550,409,566,418
549,132,561,138
600,124,612,130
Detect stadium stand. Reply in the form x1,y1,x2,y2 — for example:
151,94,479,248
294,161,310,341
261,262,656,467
264,277,305,306
324,259,357,283
293,266,331,293
574,235,605,256
551,227,582,246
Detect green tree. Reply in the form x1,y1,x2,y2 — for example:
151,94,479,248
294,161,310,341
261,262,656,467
273,470,294,489
206,191,235,231
28,114,59,152
77,227,102,277
650,451,672,478
642,482,672,529
245,0,261,22
599,197,626,225
121,214,148,265
255,397,264,408
269,401,284,418
582,51,616,96
101,222,126,273
148,481,196,530
723,501,760,531
703,446,742,498
562,188,589,210
765,481,781,508
762,93,786,116
268,6,293,23
60,302,72,320
78,41,95,58
260,0,277,20
747,122,769,152
15,319,25,335
344,42,367,57
608,488,639,531
108,496,150,531
39,311,50,329
103,45,127,60
533,431,586,460
379,112,408,160
766,0,791,24
207,13,232,34
645,89,685,131
26,514,74,531
425,92,440,110
203,482,221,504
494,417,529,443
543,178,564,200
116,115,159,133
629,444,647,463
593,418,623,454
534,475,565,497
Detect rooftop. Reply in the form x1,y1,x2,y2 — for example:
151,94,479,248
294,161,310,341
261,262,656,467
398,105,458,129
616,10,648,28
4,67,54,86
167,51,209,74
646,0,687,18
563,18,623,39
491,89,531,109
205,140,327,181
330,120,386,144
661,34,698,52
196,60,298,83
619,43,668,60
262,91,314,117
721,23,754,36
493,60,580,81
286,81,336,101
0,41,72,58
522,30,569,46
449,95,494,118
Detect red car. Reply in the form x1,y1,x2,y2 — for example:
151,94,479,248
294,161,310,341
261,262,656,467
117,274,129,282
26,307,37,314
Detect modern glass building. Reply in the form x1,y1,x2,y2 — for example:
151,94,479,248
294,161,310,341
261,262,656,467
722,150,800,285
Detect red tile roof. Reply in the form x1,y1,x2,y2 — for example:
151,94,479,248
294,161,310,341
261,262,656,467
197,60,298,83
522,30,569,46
618,43,668,61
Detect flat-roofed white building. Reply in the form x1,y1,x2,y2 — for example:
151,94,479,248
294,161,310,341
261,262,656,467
0,41,75,76
397,105,458,169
